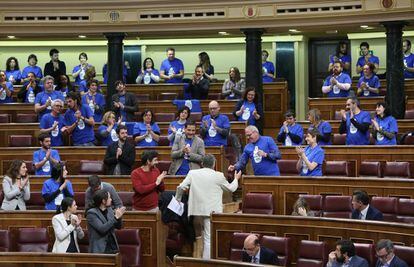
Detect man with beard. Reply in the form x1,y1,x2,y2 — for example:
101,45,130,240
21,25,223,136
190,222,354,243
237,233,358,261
34,75,65,120
188,65,210,100
403,39,414,79
44,48,66,83
322,61,352,98
62,91,95,146
103,125,136,175
327,240,368,267
339,97,371,145
111,80,138,122
329,41,351,75
356,42,379,77
18,72,42,103
0,71,14,103
33,133,61,176
40,99,66,146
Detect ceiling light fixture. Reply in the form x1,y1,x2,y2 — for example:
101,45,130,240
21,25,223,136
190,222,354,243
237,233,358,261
218,31,229,36
78,35,87,38
7,35,15,39
289,29,301,33
360,25,369,28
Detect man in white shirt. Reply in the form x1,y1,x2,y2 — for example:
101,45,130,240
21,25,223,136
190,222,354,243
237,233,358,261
175,154,241,259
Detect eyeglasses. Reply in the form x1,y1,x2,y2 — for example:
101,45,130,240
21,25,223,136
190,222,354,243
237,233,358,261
376,251,390,259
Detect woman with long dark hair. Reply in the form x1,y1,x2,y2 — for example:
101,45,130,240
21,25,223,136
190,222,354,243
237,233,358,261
1,160,30,210
371,102,398,145
198,52,214,81
42,163,74,211
136,57,160,84
133,109,160,147
222,67,245,100
5,57,22,84
233,87,262,126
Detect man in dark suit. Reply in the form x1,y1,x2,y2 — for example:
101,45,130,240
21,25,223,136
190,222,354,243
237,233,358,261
327,239,369,267
375,239,408,267
103,125,135,175
351,190,383,221
111,80,138,122
242,234,279,265
188,65,210,100
44,48,66,83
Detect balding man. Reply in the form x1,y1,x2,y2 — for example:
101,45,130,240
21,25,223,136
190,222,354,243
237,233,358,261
200,101,230,147
242,234,279,265
229,125,281,176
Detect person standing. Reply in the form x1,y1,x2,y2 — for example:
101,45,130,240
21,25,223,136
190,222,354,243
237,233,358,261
44,48,67,83
0,71,14,104
356,42,379,77
277,111,304,146
34,75,65,120
111,80,138,122
1,160,30,211
328,41,351,75
295,129,325,177
403,39,414,79
33,133,61,176
339,97,371,145
42,163,74,211
371,102,398,145
159,47,184,83
85,175,123,212
356,63,380,97
262,50,275,83
200,101,230,147
18,72,42,103
39,99,65,147
322,61,352,98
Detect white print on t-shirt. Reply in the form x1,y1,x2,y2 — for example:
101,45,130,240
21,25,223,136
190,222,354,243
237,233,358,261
184,100,192,110
363,90,369,96
208,125,217,137
376,126,384,141
242,108,251,120
78,119,85,130
28,90,35,103
42,160,51,173
143,73,151,84
55,193,63,206
176,128,183,136
263,67,267,74
0,89,6,100
253,146,262,163
302,161,308,174
47,97,52,110
89,101,95,114
168,67,175,76
333,85,340,94
350,123,357,134
51,125,59,137
285,135,293,146
110,129,119,142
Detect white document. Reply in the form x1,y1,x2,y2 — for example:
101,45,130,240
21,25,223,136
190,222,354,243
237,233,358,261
167,195,184,216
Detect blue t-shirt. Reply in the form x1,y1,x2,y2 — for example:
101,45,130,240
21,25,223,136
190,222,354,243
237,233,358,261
34,91,65,120
323,73,352,98
237,136,281,176
0,82,14,103
309,121,332,146
262,61,275,83
72,64,92,85
345,111,371,145
277,123,304,146
374,115,398,145
356,55,380,76
357,75,381,97
238,101,257,126
5,69,22,84
329,54,352,75
172,99,201,113
98,124,119,146
300,145,324,176
33,149,61,176
168,120,186,145
133,122,161,147
160,58,184,83
81,93,106,123
137,69,160,84
201,114,230,146
64,105,95,145
175,138,193,175
42,178,74,210
23,83,39,104
22,65,43,79
404,53,414,78
39,113,65,146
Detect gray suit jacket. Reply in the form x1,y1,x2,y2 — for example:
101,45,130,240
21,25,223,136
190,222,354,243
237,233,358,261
86,207,122,253
1,176,30,211
168,135,205,175
85,182,123,212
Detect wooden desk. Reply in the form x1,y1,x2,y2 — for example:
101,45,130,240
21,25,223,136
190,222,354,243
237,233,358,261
0,146,225,174
0,252,121,267
0,211,166,267
173,256,271,267
241,176,414,215
210,213,414,264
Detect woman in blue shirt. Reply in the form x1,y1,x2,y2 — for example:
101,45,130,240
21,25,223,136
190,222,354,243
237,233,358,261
22,54,43,82
371,102,398,145
97,111,122,146
357,62,381,97
296,129,325,177
168,106,191,145
42,163,74,211
233,87,263,126
133,109,160,147
72,52,93,86
5,57,22,85
81,79,105,122
136,57,160,84
307,108,332,146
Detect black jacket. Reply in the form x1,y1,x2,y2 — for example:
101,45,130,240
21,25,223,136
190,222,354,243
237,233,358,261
111,92,138,122
44,60,67,83
242,246,279,265
352,205,384,221
103,141,136,175
188,78,210,100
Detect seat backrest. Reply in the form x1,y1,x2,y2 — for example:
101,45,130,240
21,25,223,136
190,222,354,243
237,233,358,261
396,198,414,224
334,111,342,120
25,161,35,175
323,195,352,218
189,112,202,122
157,160,172,173
73,192,86,210
332,134,346,145
79,160,104,175
354,243,375,267
383,162,411,178
371,197,397,222
157,92,178,101
359,161,381,177
394,245,414,267
229,232,250,261
154,112,175,122
261,236,291,266
324,161,349,177
278,160,299,176
135,94,150,102
296,240,328,267
16,113,38,123
222,112,236,121
26,191,45,210
404,109,414,119
17,228,49,252
115,229,142,267
207,93,222,100
118,191,134,210
0,230,10,252
242,193,274,214
158,136,170,146
0,114,10,123
9,135,33,147
298,194,323,216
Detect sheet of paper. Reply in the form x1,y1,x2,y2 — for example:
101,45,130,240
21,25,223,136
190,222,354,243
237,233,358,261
167,195,184,216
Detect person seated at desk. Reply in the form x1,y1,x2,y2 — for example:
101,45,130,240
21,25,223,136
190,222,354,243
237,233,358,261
21,54,43,82
168,106,191,146
262,50,275,83
322,61,352,98
111,80,138,122
328,41,351,75
97,111,122,146
1,159,30,211
52,197,84,253
40,99,65,146
242,234,279,265
307,108,332,146
169,120,205,175
200,101,230,147
33,133,61,176
42,163,74,211
133,109,160,147
327,239,369,267
187,65,210,100
375,239,408,267
339,97,371,145
159,47,184,83
291,197,316,217
351,190,383,221
357,62,380,97
371,102,398,145
0,71,14,104
34,75,65,120
5,56,22,85
296,129,324,177
81,79,105,123
233,87,262,126
222,67,245,100
136,57,160,84
277,111,304,146
18,72,42,103
55,74,75,98
356,42,379,77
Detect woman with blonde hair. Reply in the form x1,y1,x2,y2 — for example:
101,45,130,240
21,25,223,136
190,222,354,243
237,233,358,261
97,111,122,146
291,197,314,216
307,108,332,146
